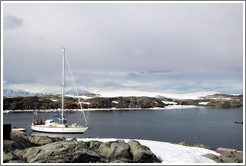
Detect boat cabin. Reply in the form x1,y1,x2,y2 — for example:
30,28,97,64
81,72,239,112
45,119,55,126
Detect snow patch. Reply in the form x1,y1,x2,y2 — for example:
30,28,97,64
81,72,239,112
80,102,90,105
65,94,93,100
165,105,200,109
162,101,177,105
199,102,209,105
3,110,10,114
112,101,119,104
211,97,231,100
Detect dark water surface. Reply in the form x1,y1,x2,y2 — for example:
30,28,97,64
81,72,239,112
3,107,243,150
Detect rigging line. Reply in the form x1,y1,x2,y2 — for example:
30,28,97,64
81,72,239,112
65,53,88,126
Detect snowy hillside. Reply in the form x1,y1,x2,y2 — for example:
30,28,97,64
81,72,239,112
3,89,44,97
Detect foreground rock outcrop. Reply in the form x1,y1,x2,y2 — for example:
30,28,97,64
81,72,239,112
204,148,243,163
3,134,161,163
178,142,243,163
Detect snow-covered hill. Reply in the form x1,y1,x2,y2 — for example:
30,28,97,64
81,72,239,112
3,89,44,97
3,88,89,97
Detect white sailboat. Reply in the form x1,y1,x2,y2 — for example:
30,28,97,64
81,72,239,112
31,48,89,133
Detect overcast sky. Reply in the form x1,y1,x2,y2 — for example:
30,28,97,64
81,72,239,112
2,2,244,94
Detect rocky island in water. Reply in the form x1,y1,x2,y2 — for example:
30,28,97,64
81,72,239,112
3,93,243,111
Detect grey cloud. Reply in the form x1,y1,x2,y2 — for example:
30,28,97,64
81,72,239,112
100,81,123,89
2,3,243,94
4,15,23,30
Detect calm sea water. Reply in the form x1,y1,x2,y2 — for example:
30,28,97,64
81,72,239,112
3,107,243,150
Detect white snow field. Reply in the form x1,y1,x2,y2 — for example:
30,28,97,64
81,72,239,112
77,138,220,164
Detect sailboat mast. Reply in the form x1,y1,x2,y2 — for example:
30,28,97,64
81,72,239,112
61,47,65,123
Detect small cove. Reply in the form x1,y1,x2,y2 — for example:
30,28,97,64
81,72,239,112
3,107,243,150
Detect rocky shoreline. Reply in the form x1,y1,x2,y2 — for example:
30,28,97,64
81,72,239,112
3,132,160,163
3,93,243,110
3,132,243,163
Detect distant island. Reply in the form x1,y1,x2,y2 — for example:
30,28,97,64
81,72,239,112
3,93,243,110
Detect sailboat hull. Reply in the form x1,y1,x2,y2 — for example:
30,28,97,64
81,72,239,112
31,125,88,133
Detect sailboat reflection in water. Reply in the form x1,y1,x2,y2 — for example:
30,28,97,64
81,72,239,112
31,48,89,133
